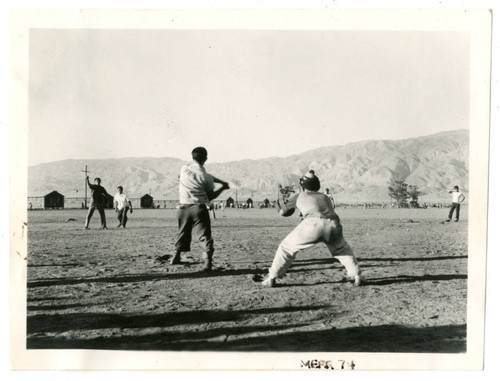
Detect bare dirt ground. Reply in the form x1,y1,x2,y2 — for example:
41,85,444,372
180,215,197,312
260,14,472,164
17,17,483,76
26,206,467,353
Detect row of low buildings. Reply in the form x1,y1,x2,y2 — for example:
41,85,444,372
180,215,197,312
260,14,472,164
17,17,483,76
28,191,157,210
27,191,265,210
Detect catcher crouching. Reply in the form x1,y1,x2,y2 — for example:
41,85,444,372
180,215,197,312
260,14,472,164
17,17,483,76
262,170,362,287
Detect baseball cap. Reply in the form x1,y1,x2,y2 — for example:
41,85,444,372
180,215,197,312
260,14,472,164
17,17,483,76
300,170,320,191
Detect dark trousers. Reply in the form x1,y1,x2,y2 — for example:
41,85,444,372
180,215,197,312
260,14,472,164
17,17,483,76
117,206,130,227
175,204,214,255
448,203,460,221
86,203,107,228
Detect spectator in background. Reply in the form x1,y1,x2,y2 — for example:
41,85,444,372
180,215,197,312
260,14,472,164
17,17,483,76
114,186,133,228
85,176,108,230
446,186,466,222
324,188,336,209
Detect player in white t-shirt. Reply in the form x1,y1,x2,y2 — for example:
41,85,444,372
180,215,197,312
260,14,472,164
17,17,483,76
113,186,133,228
324,187,336,209
446,185,466,222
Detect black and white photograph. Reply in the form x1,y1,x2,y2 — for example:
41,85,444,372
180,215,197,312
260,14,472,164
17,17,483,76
6,3,498,374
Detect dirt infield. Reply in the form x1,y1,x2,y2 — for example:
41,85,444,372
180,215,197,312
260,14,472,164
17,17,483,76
26,207,467,352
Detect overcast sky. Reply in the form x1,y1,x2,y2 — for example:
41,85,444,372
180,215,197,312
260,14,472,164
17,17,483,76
28,29,469,166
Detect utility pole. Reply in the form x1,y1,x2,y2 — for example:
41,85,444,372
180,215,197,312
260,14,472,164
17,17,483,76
81,165,90,208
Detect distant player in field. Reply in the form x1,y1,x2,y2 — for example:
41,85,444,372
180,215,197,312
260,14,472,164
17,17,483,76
157,147,230,271
446,186,466,222
114,186,133,228
262,170,362,287
324,187,336,209
85,176,108,229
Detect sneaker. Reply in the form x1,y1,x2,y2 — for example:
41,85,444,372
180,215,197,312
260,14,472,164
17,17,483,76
262,276,276,287
454,220,459,222
117,223,122,227
445,219,451,222
102,227,108,230
353,275,362,287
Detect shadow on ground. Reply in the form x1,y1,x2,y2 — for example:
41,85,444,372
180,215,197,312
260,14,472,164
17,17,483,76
361,256,467,262
27,306,326,334
362,274,467,286
27,305,466,353
27,255,467,288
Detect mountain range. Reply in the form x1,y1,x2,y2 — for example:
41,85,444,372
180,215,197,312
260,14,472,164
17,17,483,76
28,129,469,203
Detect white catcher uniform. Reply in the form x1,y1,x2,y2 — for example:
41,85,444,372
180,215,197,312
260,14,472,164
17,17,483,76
268,190,360,280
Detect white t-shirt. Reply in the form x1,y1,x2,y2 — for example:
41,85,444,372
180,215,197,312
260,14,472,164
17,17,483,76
451,191,464,203
114,193,130,210
178,162,215,204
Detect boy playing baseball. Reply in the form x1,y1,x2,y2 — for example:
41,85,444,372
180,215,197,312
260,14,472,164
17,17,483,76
157,147,230,271
85,176,108,230
114,186,133,228
446,186,466,222
262,170,362,287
